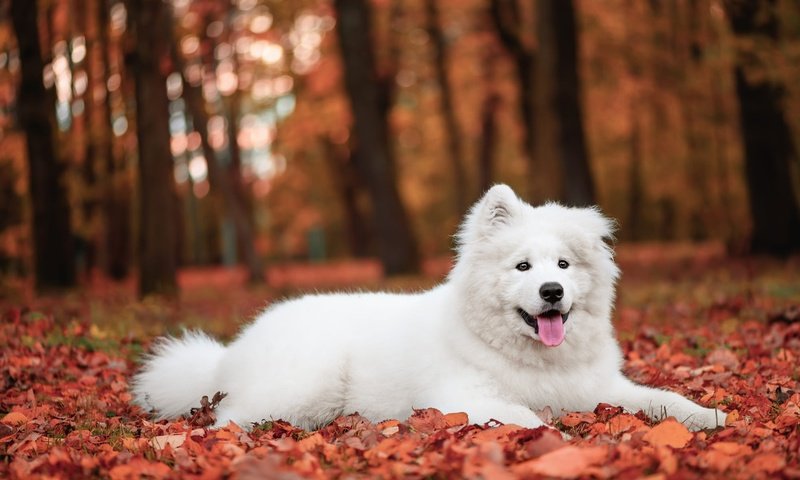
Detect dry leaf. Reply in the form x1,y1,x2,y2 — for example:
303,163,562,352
1,412,28,425
643,419,693,448
443,411,468,427
513,445,608,478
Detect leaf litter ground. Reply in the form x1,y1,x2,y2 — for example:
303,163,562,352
1,248,799,478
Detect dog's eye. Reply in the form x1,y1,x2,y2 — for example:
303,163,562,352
558,259,569,269
515,262,531,272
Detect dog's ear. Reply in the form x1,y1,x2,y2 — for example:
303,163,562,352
458,184,521,244
481,184,520,227
571,206,617,244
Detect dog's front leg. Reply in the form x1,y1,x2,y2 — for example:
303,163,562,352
601,375,727,431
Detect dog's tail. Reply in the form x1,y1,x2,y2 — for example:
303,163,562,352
131,331,227,419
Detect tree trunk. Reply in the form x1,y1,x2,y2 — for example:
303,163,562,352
478,57,500,195
489,0,535,166
10,0,76,291
334,0,419,275
627,107,644,241
97,0,131,279
490,0,593,205
534,0,595,206
425,0,468,213
724,0,800,255
323,139,372,258
173,19,264,283
126,0,178,296
179,67,264,283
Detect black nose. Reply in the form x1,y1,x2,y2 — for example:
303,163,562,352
539,282,564,303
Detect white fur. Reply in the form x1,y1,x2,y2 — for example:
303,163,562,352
132,184,726,431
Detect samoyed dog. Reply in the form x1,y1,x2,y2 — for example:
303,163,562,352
133,185,726,431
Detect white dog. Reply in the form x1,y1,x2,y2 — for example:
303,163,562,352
132,185,726,431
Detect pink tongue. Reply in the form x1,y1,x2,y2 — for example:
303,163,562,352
537,313,565,347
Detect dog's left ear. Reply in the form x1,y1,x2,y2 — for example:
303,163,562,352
572,207,617,244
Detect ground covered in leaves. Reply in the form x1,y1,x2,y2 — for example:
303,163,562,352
1,251,799,479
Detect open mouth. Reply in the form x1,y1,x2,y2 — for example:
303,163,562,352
516,308,570,347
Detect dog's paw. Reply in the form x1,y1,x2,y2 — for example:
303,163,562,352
682,407,727,431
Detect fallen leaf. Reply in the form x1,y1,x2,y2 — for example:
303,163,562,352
746,452,786,474
407,408,446,433
513,445,608,478
298,433,325,452
608,413,647,434
150,434,186,450
560,411,596,427
472,423,523,443
443,412,468,427
1,412,27,425
643,419,692,448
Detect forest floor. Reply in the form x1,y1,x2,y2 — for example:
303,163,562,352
1,243,799,479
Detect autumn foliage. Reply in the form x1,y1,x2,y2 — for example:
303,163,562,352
2,262,800,479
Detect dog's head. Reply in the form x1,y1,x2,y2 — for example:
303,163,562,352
451,184,619,353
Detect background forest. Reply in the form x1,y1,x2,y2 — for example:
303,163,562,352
1,0,799,297
2,2,800,478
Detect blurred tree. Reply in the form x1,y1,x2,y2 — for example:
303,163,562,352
10,0,77,291
97,0,132,279
334,0,420,275
533,0,594,206
425,0,468,212
323,139,372,258
174,47,264,284
724,0,800,254
477,41,500,194
126,0,178,296
491,0,594,206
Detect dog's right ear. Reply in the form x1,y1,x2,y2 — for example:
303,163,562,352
458,184,520,244
481,184,519,227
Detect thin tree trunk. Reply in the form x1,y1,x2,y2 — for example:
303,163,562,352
534,0,594,206
425,0,468,213
206,20,260,279
97,0,131,279
10,0,76,291
180,75,264,282
478,44,500,195
126,0,178,296
334,0,419,275
491,0,594,205
724,0,800,255
78,0,100,277
679,0,710,240
489,0,535,165
323,139,372,258
627,107,644,241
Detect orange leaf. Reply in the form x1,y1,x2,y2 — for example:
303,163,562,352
472,424,523,443
1,412,28,425
149,434,186,450
699,449,737,472
443,412,468,427
407,408,447,433
608,414,647,435
746,453,786,474
560,411,596,427
655,445,678,475
298,433,325,452
513,445,607,478
724,410,740,426
711,441,751,456
643,419,692,449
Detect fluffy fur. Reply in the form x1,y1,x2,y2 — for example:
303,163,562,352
132,184,726,431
